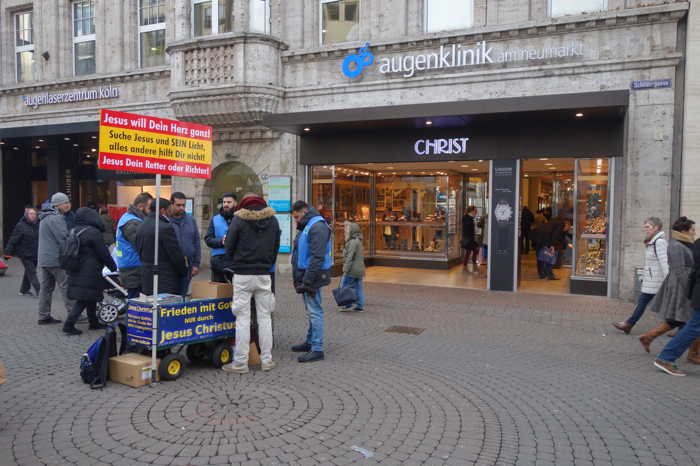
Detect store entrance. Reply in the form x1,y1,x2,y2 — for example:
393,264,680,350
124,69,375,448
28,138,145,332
517,157,611,295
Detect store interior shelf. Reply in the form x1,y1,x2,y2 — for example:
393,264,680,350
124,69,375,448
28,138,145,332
580,233,607,240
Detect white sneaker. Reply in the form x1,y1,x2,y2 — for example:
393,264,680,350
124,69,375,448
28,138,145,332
261,361,277,372
222,362,249,374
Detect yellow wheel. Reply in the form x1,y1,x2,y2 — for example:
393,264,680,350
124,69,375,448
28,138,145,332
159,353,185,381
212,343,233,368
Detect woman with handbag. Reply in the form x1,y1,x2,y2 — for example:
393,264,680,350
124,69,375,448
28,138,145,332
640,217,699,361
339,221,365,312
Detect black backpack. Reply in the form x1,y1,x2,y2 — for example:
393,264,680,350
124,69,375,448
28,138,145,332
60,227,88,272
80,323,127,389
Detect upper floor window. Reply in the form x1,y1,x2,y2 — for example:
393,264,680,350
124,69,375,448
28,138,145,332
424,0,473,33
193,0,233,37
249,0,271,34
73,0,96,75
550,0,606,17
140,0,166,67
14,11,34,82
321,0,359,45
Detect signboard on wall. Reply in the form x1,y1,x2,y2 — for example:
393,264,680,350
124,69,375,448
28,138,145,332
98,109,213,179
275,213,292,254
268,176,292,212
488,159,519,292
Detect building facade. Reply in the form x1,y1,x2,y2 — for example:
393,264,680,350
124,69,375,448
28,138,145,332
0,0,692,299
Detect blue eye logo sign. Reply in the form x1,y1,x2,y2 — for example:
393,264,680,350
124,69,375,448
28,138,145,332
342,43,374,78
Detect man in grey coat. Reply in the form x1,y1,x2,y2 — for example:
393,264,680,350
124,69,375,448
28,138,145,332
37,192,75,325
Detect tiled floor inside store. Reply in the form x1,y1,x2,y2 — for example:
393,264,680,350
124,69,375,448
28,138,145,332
365,251,572,295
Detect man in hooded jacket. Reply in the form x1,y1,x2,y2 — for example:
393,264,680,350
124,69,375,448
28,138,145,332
222,194,280,374
5,207,40,297
36,192,75,325
205,193,237,283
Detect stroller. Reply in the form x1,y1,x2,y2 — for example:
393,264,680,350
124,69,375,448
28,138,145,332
98,266,128,325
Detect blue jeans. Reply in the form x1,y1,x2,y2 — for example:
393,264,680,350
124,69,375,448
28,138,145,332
658,309,700,363
627,292,655,326
340,275,365,309
303,289,324,352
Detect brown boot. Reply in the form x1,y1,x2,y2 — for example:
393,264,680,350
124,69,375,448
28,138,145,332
638,321,673,353
687,339,700,364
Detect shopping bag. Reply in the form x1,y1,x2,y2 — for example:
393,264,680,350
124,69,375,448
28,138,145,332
537,247,557,265
332,285,357,307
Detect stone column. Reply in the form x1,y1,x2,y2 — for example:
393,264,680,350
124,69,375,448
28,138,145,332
681,4,700,222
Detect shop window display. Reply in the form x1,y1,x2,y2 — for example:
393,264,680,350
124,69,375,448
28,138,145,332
574,159,609,277
333,167,371,264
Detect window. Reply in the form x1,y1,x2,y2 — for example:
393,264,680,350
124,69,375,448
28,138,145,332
14,11,34,82
249,0,271,34
139,0,166,67
320,0,359,45
550,0,606,17
73,0,96,75
193,0,233,37
424,0,473,33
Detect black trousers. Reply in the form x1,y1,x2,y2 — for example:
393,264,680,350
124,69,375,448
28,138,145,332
65,300,98,329
20,257,40,294
211,267,233,284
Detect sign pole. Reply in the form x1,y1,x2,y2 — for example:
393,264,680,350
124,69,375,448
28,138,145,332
151,174,161,385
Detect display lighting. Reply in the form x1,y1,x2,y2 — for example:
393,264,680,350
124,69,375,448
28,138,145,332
34,146,40,149
91,135,97,139
73,143,79,147
539,158,548,161
13,147,19,150
0,141,4,145
575,112,584,118
38,138,45,143
544,163,553,166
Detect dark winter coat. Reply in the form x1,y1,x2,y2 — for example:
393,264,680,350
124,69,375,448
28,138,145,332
100,213,115,246
171,214,202,268
66,208,117,302
292,208,332,291
650,236,694,323
135,213,187,295
461,213,476,248
118,205,147,289
687,239,700,309
225,206,280,275
204,208,234,272
521,208,534,234
5,216,39,260
537,219,567,250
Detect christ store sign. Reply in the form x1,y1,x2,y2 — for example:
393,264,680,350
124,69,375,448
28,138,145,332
342,40,586,79
414,137,470,156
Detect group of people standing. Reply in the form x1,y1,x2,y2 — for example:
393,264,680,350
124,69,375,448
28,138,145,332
5,190,365,371
613,216,700,376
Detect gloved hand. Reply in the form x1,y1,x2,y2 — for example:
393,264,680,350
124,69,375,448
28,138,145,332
294,283,306,294
3,256,11,261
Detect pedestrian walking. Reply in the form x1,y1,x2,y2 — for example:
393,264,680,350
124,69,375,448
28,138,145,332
339,221,365,312
169,192,201,296
204,193,237,283
653,235,700,376
536,217,571,280
639,217,696,354
36,192,75,325
135,198,188,296
63,208,117,335
5,207,40,297
99,207,115,247
613,217,669,334
291,201,332,363
115,193,152,298
462,206,478,272
521,206,534,254
221,194,280,374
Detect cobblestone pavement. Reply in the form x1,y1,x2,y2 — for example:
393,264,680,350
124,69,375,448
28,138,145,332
1,260,700,466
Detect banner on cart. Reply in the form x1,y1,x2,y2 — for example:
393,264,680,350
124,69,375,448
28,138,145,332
126,298,235,347
98,109,213,179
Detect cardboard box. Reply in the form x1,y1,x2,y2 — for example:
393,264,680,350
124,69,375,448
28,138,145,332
0,361,6,385
109,354,160,388
191,281,233,299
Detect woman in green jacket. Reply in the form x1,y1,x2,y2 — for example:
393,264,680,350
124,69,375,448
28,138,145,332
340,221,365,312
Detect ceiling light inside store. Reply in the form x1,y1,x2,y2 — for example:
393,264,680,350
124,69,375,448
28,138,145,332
0,141,4,145
575,112,584,118
425,120,433,126
524,174,529,177
539,158,548,161
73,143,79,147
91,135,97,139
386,166,395,169
544,163,553,166
461,165,469,168
549,167,556,170
596,168,602,174
91,148,97,152
38,139,45,142
472,169,478,172
34,146,40,149
596,159,603,166
13,147,19,150
478,160,483,162
64,137,71,141
303,127,311,132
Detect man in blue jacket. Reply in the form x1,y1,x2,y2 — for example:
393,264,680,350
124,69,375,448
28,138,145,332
115,193,153,298
290,200,332,363
169,192,201,296
204,193,237,282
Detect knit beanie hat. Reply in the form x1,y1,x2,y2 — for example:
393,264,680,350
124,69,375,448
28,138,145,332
50,192,70,207
238,195,267,210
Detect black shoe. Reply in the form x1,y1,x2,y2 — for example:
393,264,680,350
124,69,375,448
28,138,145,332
298,351,324,363
38,317,62,325
546,276,559,281
291,343,311,352
89,323,107,330
18,291,34,297
62,327,82,335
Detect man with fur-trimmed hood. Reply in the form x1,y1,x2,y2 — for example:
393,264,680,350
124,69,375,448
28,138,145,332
222,194,281,374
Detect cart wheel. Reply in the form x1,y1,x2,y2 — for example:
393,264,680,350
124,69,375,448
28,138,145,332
211,343,233,368
159,354,185,381
97,301,119,324
186,343,209,364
